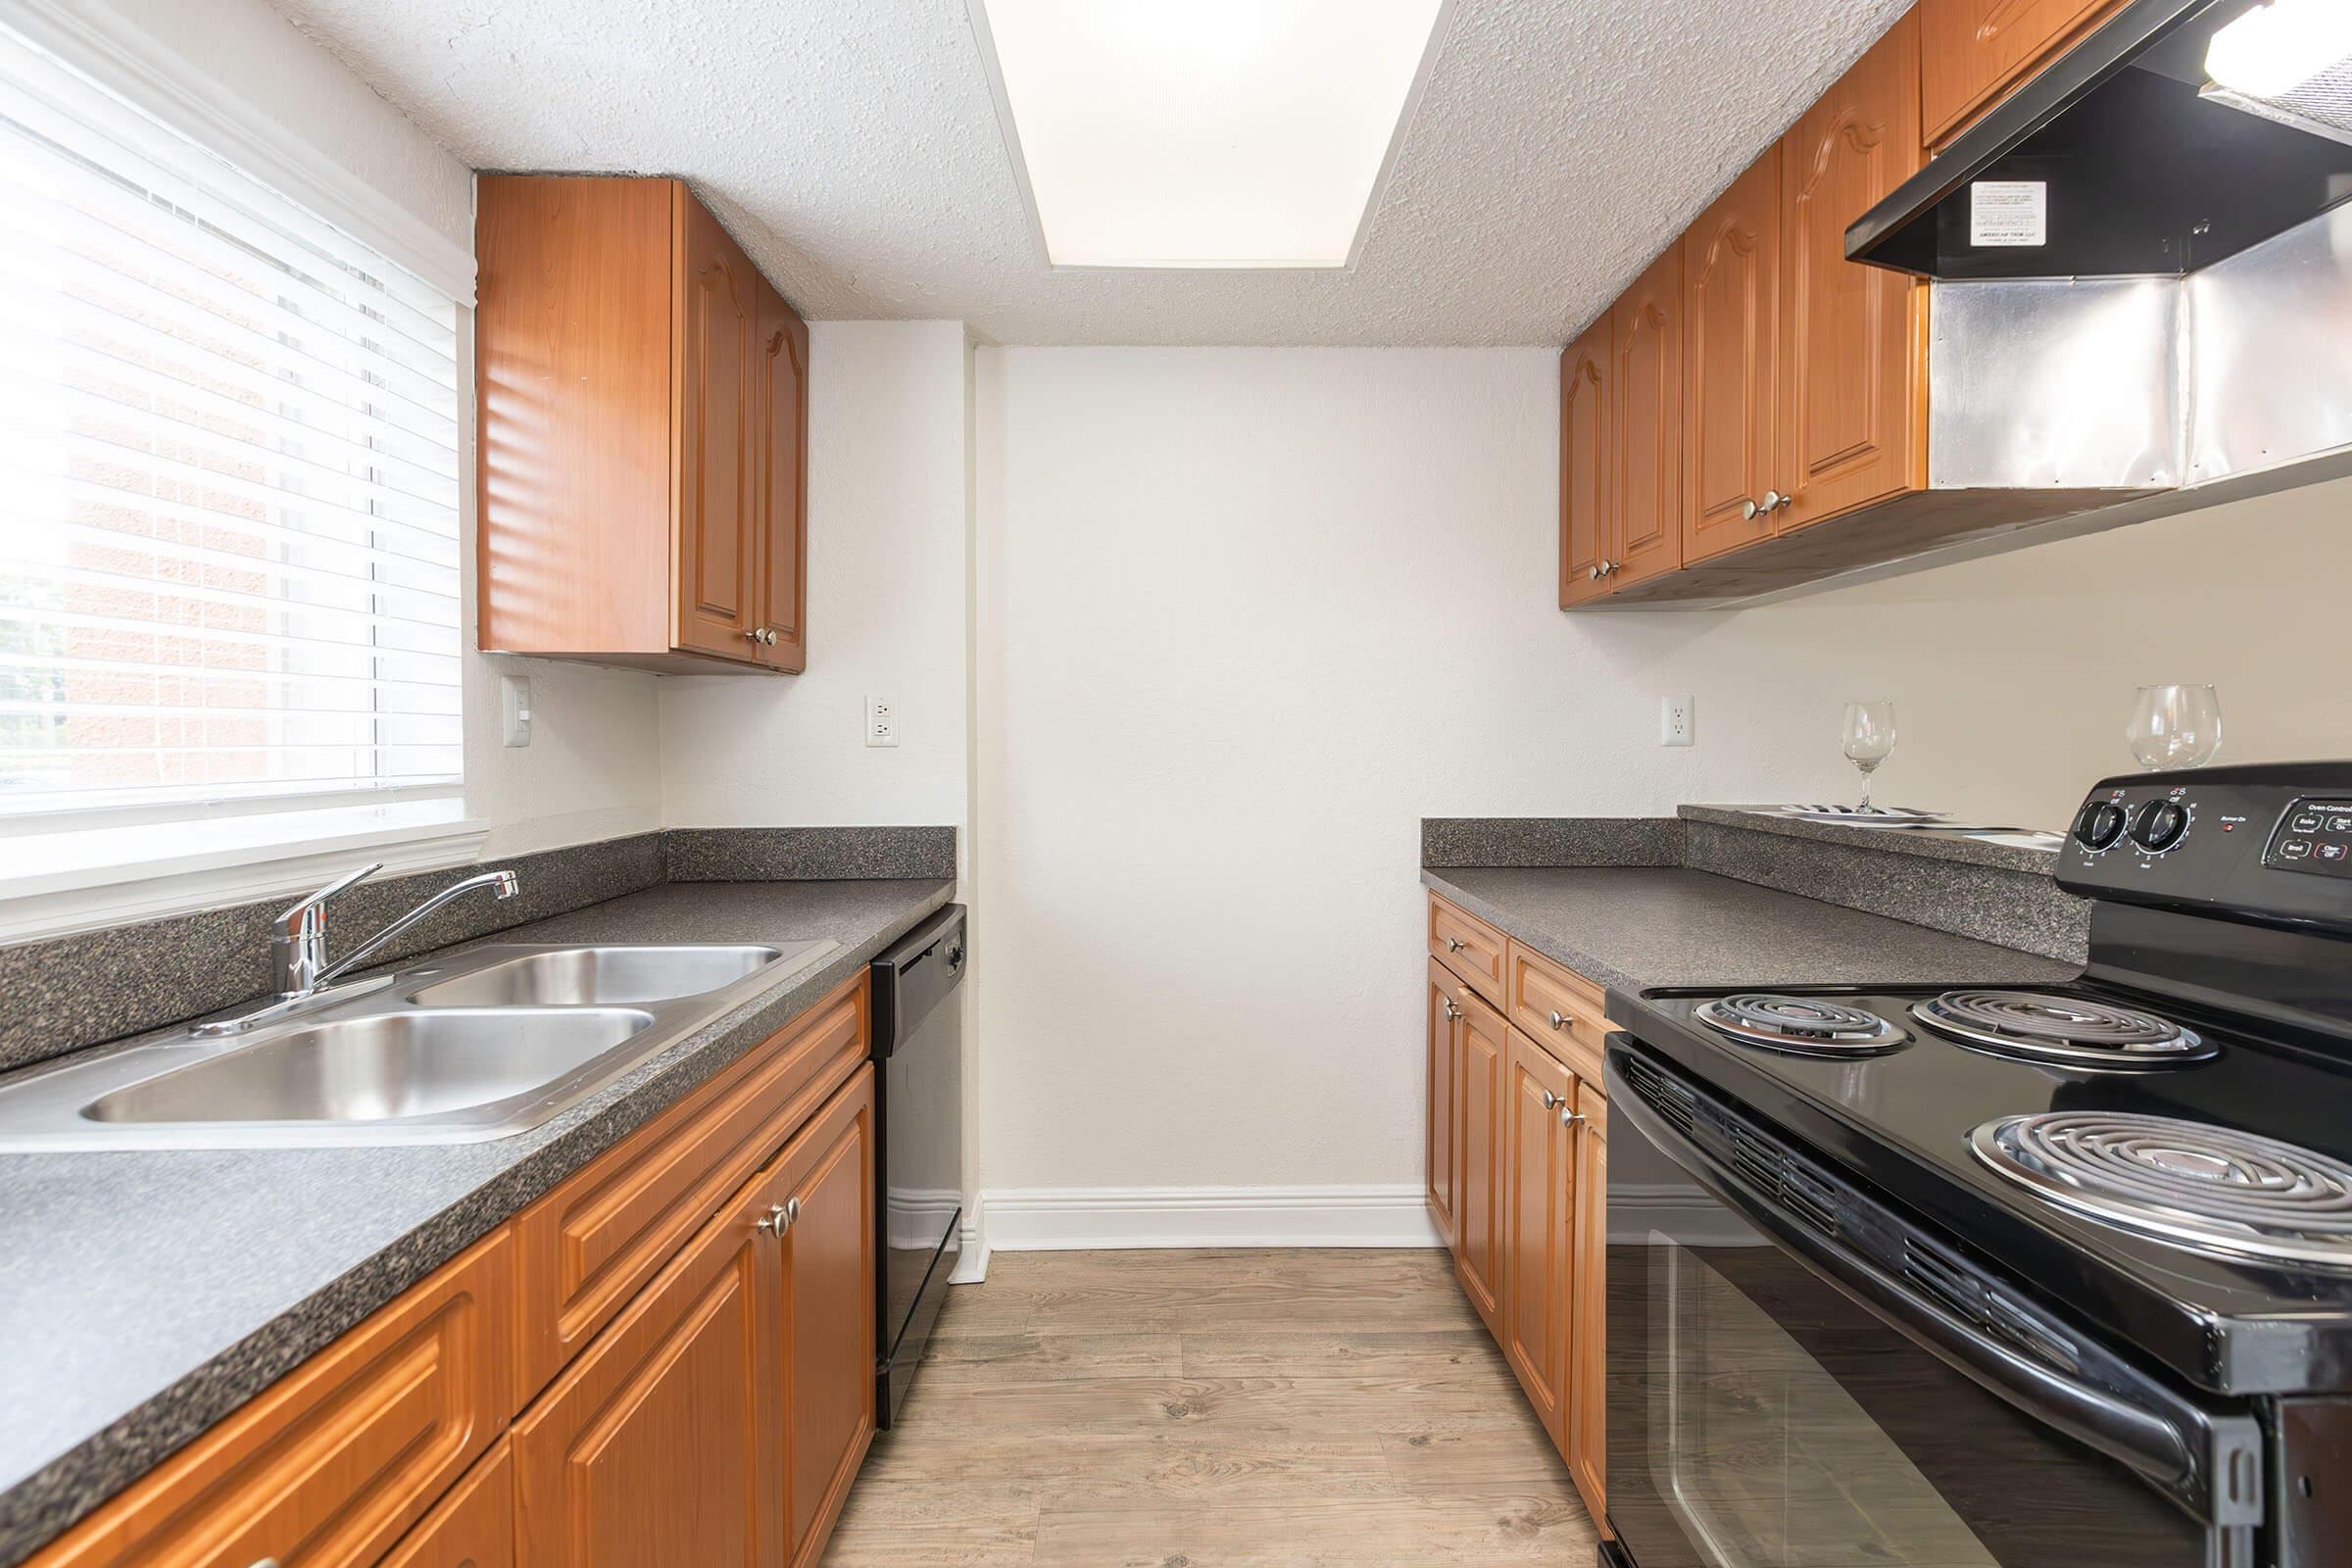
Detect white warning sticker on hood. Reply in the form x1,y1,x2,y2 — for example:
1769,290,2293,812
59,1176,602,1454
1969,181,2047,247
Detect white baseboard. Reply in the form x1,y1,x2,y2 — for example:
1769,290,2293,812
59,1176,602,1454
979,1183,1442,1251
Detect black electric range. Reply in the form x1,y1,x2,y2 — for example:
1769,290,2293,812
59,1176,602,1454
1599,762,2352,1568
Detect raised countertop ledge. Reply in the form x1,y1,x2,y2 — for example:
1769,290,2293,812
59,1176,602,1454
0,876,954,1568
1422,865,2078,1000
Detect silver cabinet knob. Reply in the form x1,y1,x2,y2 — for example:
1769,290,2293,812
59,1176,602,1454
1441,998,1462,1022
763,627,781,645
742,628,762,643
757,1201,792,1236
1739,497,1759,520
1540,1089,1563,1110
1445,937,1465,953
1764,490,1790,512
1561,1108,1588,1128
1547,1009,1570,1032
1588,564,1601,579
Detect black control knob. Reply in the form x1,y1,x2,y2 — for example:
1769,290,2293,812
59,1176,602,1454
2074,801,2127,851
2131,799,2189,854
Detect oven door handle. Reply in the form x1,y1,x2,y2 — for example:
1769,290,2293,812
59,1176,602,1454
1615,1086,2199,1498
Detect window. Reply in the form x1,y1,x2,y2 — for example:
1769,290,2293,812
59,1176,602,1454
0,24,464,869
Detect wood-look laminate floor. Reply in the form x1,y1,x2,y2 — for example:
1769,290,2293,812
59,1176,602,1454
820,1249,1599,1568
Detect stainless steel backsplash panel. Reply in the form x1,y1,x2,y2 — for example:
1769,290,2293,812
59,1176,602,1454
2186,200,2352,484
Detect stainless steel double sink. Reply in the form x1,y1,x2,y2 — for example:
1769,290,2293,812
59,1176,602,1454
0,940,837,1151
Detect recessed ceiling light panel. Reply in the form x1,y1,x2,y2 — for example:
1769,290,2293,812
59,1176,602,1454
968,0,1453,270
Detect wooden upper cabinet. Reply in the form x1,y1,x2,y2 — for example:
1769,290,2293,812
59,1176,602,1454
756,277,811,672
675,193,761,661
1453,983,1508,1341
1425,958,1461,1250
1608,248,1683,589
1500,1027,1576,1449
1682,149,1783,564
1556,321,1612,608
34,1231,514,1568
1778,13,1928,533
1920,0,2127,147
773,1067,877,1568
476,174,808,674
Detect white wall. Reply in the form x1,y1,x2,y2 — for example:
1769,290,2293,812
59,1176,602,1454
660,321,973,834
972,346,2351,1200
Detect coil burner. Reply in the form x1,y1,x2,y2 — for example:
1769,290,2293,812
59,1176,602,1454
1692,994,1907,1056
1911,990,2212,1070
1971,1111,2352,1270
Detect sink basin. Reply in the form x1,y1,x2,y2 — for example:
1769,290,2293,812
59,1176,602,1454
408,945,782,1006
0,936,837,1149
82,1007,656,1125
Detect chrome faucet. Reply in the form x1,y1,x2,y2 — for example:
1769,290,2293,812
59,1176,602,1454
195,862,520,1036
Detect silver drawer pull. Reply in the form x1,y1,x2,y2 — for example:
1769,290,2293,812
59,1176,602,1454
1441,999,1462,1022
1547,1009,1570,1031
1561,1109,1588,1128
1540,1089,1563,1110
757,1200,799,1236
1444,936,1465,953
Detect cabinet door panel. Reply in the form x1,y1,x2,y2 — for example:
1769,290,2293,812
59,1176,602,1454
1566,1095,1607,1522
1426,959,1460,1250
513,1184,780,1567
1608,250,1683,588
1779,14,1927,532
1501,1028,1575,1449
34,1232,513,1568
1557,321,1613,607
674,190,760,661
755,278,809,672
774,1068,877,1568
1453,985,1508,1340
1683,150,1781,564
1920,0,2125,146
379,1440,514,1568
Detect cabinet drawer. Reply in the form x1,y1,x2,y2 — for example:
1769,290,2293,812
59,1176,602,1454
36,1230,514,1568
1428,893,1507,1004
514,968,868,1396
1503,940,1609,1085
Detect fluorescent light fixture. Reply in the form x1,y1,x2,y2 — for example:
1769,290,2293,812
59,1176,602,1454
2206,0,2352,97
968,0,1453,270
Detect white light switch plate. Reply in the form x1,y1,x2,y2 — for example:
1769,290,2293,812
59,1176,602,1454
1660,694,1694,747
501,674,532,748
865,696,899,748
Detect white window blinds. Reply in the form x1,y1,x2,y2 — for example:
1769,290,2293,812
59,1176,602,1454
0,24,464,824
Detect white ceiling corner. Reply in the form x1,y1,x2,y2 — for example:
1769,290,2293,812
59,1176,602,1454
267,0,1913,346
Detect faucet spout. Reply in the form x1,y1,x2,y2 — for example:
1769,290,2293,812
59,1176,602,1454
315,869,521,989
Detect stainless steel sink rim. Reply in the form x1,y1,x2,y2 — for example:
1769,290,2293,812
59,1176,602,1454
0,939,838,1151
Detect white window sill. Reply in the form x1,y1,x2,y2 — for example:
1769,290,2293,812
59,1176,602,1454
0,800,491,944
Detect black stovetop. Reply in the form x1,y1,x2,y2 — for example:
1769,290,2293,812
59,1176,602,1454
1610,976,2352,1398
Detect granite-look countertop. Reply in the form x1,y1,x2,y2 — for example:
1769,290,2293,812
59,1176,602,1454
0,876,953,1565
1423,865,2077,998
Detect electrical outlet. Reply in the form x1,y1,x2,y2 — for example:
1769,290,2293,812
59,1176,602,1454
864,696,899,749
1661,694,1694,748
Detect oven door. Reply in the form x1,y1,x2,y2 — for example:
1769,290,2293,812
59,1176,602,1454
1601,1040,2261,1568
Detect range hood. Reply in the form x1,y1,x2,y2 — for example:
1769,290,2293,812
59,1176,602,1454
1848,0,2352,279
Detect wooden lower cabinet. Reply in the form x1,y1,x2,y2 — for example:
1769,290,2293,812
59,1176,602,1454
1430,919,1609,1526
33,1232,514,1568
379,1441,514,1568
1500,1027,1576,1446
1424,959,1461,1248
773,1067,877,1568
1451,982,1509,1340
512,1065,876,1568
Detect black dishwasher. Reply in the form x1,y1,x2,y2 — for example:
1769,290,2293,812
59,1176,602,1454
870,904,966,1425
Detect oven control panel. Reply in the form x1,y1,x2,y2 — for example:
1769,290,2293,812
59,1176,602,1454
2058,764,2352,930
2266,799,2352,877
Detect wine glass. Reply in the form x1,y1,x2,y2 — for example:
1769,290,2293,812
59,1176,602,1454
2127,684,2223,771
1841,702,1897,810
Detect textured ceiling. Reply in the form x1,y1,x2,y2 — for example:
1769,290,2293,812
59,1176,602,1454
270,0,1912,345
